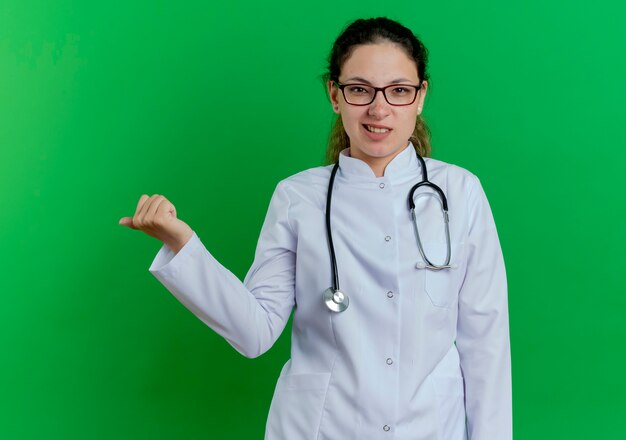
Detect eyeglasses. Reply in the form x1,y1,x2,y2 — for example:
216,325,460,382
333,80,422,106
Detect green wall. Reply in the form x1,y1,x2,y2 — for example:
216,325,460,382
2,0,624,438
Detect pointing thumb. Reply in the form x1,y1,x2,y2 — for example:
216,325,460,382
118,217,135,228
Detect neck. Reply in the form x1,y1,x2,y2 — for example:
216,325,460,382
349,145,408,177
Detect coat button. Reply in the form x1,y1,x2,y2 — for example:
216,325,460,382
379,183,385,189
386,358,393,365
383,425,391,432
385,236,391,242
387,291,394,298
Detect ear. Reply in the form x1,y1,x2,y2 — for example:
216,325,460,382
328,80,340,114
417,80,428,115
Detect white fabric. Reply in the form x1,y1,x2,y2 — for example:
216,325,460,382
149,142,512,439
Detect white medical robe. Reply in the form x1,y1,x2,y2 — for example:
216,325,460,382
149,142,512,439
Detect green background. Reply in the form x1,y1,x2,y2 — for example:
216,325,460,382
2,0,624,438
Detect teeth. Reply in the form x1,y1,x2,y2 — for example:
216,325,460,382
366,125,390,133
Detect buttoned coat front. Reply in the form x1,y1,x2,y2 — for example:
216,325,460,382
149,143,512,440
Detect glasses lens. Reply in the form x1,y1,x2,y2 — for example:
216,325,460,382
385,86,418,105
343,85,375,105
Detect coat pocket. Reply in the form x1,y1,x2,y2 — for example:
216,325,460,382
265,372,331,440
422,241,465,309
432,375,467,440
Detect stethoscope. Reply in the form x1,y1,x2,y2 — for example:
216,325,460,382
323,150,453,313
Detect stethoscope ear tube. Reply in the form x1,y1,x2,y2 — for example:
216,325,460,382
408,154,452,270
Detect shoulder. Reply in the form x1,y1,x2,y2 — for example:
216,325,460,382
423,157,498,237
280,164,334,186
426,156,502,235
424,156,482,196
274,164,334,203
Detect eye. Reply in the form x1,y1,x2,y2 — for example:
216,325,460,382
346,86,370,94
390,87,410,95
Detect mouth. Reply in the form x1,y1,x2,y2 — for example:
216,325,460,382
363,124,392,133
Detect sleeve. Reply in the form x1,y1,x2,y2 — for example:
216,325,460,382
148,181,297,359
456,174,512,439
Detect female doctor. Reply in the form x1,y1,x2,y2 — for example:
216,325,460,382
119,17,512,440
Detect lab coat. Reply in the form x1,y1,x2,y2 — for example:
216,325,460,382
149,142,512,440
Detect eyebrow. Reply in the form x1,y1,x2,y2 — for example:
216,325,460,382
343,76,417,84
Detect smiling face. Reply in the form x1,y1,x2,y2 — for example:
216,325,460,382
328,41,427,176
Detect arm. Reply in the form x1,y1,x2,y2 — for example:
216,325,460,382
456,175,512,439
149,181,296,359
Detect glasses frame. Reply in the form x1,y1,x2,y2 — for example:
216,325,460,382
333,80,423,106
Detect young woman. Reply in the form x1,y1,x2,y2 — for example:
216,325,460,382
120,17,512,440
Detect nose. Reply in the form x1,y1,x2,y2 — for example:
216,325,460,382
368,90,391,118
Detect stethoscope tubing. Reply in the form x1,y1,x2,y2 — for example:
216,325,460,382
324,150,452,312
326,162,341,291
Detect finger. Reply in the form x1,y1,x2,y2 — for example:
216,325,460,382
135,194,161,226
134,194,150,218
118,217,137,229
145,196,166,225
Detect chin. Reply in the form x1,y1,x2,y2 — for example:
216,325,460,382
364,146,394,158
356,138,405,158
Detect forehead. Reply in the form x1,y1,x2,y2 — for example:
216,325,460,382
340,42,419,82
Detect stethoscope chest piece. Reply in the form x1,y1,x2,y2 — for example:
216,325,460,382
323,287,349,312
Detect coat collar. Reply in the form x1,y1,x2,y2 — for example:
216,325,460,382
337,141,422,183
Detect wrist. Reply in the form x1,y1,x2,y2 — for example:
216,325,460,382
165,228,193,254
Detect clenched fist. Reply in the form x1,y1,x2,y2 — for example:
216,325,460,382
119,194,194,254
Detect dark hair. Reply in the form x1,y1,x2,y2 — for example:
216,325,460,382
322,17,432,164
